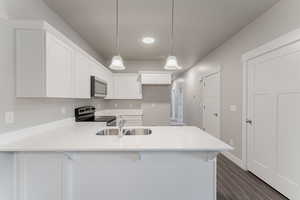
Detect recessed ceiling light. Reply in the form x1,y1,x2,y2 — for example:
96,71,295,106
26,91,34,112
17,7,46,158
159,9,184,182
142,37,155,44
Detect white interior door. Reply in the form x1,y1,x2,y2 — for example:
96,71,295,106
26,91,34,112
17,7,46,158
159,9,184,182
247,40,300,200
171,87,183,123
203,73,220,138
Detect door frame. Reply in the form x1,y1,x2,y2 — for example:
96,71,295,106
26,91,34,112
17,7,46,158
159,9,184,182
241,27,300,170
202,71,221,138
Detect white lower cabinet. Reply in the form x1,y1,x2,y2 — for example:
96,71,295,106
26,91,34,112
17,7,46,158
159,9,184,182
16,152,216,200
16,153,68,200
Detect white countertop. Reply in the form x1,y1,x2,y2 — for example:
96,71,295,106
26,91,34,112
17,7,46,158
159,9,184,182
95,109,143,116
0,120,232,152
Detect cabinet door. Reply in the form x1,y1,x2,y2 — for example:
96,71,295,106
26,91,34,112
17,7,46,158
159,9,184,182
141,73,171,85
90,61,105,79
104,70,114,99
16,153,65,200
70,153,141,200
46,32,74,98
74,51,91,98
113,73,142,99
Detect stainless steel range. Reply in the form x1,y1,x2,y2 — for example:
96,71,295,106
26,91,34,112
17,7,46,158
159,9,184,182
75,106,116,126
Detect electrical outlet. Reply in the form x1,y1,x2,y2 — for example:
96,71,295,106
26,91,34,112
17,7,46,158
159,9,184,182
61,107,66,115
5,112,14,124
114,104,118,108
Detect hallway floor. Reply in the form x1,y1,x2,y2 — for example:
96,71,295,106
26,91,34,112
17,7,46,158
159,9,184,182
217,155,289,200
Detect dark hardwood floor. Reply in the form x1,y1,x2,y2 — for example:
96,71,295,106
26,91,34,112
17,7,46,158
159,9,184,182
217,155,289,200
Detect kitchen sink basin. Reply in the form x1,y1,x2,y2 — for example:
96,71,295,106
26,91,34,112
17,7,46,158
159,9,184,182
123,128,152,136
96,129,119,136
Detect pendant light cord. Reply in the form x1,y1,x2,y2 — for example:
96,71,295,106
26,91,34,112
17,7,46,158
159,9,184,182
116,0,119,55
171,0,174,55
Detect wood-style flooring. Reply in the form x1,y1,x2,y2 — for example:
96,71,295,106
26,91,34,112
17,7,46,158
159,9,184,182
217,155,289,200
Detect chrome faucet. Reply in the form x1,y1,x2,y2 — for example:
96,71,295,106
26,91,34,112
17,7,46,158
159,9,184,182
118,119,126,137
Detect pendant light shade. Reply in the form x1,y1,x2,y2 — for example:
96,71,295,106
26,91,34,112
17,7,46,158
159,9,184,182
109,0,125,70
164,56,181,70
164,0,181,70
110,55,125,70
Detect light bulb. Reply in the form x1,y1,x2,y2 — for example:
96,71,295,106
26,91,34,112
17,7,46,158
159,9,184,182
164,56,182,70
109,55,125,70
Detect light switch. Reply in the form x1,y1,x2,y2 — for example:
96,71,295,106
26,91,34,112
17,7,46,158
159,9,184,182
5,112,14,124
229,105,237,112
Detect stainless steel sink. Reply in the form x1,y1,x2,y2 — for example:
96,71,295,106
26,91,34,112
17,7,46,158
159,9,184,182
96,129,119,136
123,128,152,136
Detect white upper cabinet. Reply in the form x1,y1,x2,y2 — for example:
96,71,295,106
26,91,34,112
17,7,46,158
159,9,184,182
139,71,172,85
110,73,142,99
90,60,114,99
74,51,91,99
46,32,74,98
104,70,114,99
15,20,112,99
16,25,75,98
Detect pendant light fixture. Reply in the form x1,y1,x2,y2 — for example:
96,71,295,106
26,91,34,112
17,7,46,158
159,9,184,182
109,0,125,70
164,0,181,70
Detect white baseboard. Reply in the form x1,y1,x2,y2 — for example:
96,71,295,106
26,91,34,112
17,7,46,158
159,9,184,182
222,151,246,170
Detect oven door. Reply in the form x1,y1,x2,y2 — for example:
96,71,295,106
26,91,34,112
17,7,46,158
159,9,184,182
91,76,107,98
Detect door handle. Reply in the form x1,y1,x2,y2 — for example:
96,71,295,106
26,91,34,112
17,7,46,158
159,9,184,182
246,119,252,125
213,113,218,117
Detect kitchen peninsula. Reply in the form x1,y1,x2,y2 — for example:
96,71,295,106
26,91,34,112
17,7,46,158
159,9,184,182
0,119,232,200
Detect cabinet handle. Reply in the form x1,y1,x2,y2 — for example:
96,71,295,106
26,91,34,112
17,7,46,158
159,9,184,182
64,153,74,160
246,119,252,125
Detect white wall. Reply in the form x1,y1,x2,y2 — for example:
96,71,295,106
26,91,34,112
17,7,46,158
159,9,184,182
107,60,171,126
0,0,107,134
0,2,107,198
106,86,171,126
0,0,105,63
176,0,300,159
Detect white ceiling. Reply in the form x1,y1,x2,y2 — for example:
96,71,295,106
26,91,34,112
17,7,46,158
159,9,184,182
44,0,279,69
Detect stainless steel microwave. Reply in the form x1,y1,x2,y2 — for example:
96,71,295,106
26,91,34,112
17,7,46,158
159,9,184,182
91,76,107,98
